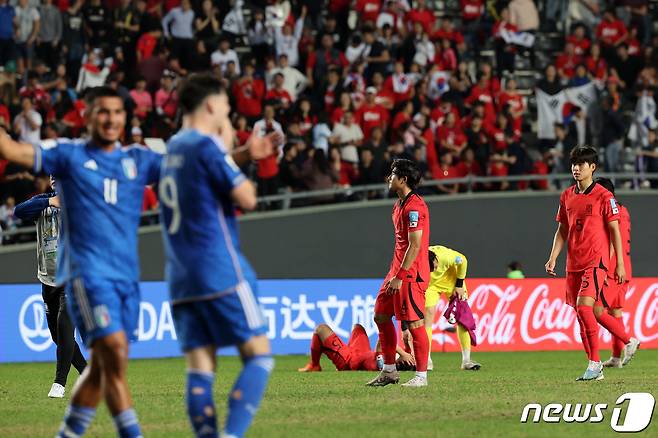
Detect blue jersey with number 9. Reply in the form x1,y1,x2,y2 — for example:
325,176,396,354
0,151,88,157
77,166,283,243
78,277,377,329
159,129,255,304
34,139,162,284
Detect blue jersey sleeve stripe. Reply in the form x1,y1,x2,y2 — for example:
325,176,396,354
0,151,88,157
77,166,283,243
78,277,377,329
33,144,42,173
232,174,247,188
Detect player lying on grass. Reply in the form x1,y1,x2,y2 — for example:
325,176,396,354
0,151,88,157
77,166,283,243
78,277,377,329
594,178,640,368
426,246,481,371
545,146,628,381
298,323,415,372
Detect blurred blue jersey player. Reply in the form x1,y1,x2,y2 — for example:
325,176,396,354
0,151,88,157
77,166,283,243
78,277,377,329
159,73,274,438
0,86,162,438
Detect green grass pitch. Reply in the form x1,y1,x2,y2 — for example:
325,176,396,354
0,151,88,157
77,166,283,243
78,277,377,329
1,350,656,437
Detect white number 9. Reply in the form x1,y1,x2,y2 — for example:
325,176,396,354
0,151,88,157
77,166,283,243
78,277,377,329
159,176,181,234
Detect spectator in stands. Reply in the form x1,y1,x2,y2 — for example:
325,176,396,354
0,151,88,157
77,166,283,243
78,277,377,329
37,0,62,69
0,0,15,69
437,112,467,159
377,0,405,35
247,8,271,68
569,64,590,87
82,0,109,50
195,0,220,52
464,115,491,172
233,62,266,123
356,86,389,141
599,95,626,173
460,0,484,53
498,78,524,138
129,77,153,126
307,33,349,88
596,8,627,59
300,148,338,202
273,5,305,67
267,53,308,101
610,43,642,90
639,129,658,188
456,147,483,178
556,41,582,81
492,7,517,75
332,110,364,165
0,195,18,239
211,37,240,76
405,0,434,35
434,150,460,195
15,0,40,74
508,0,539,33
566,23,591,57
536,64,563,95
585,42,607,81
312,113,333,154
329,145,359,187
76,48,111,92
253,104,285,199
356,0,382,26
13,96,42,146
62,0,85,75
162,0,195,69
265,72,293,116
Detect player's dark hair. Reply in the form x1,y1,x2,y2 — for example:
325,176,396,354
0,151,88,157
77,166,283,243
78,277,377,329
569,146,598,167
508,261,522,271
390,159,421,190
178,73,226,114
596,177,615,195
428,250,437,272
84,86,121,106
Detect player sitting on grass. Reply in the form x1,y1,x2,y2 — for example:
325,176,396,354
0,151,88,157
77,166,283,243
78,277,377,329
594,178,640,368
298,323,415,372
545,146,626,382
425,246,481,371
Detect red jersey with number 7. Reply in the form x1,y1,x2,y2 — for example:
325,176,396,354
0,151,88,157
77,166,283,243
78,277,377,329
556,182,620,272
386,191,430,284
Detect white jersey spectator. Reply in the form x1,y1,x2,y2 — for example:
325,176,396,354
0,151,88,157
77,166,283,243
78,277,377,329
211,39,240,75
273,8,305,67
15,0,40,43
13,98,42,146
266,55,308,99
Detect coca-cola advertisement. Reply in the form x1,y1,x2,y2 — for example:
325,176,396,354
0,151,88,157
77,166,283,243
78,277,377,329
431,278,658,352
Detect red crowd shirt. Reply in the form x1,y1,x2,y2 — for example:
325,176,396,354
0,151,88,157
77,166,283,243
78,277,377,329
585,56,607,79
355,0,382,23
498,91,524,135
461,0,484,21
465,85,496,125
384,74,413,104
555,53,583,79
565,35,591,56
405,8,435,35
265,88,293,108
142,186,158,212
355,103,390,140
233,78,265,118
387,192,431,284
432,164,460,181
557,183,621,272
608,205,632,281
137,33,158,60
596,19,627,47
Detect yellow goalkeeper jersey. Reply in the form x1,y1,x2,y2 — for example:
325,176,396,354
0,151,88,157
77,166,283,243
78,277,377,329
427,245,468,295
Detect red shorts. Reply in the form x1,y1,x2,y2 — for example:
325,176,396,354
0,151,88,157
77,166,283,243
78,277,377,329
322,325,373,371
565,267,607,308
374,279,426,321
599,278,627,309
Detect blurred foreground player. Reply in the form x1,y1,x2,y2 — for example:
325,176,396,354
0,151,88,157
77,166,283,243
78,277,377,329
298,324,415,372
594,178,639,368
160,73,275,438
14,176,87,398
425,246,481,371
545,146,626,381
0,86,162,437
366,159,431,387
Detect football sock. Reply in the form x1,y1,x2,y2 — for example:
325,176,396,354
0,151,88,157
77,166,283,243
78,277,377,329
612,316,625,358
225,355,274,438
57,405,96,437
310,333,322,366
113,408,142,438
376,319,397,365
186,370,217,437
415,371,427,379
457,324,471,362
596,312,630,345
576,313,591,359
577,305,600,362
409,325,429,372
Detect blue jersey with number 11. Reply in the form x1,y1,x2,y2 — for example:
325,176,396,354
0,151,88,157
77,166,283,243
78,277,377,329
34,140,162,284
160,129,255,304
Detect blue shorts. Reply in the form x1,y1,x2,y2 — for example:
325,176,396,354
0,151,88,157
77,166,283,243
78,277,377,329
172,280,267,351
66,277,140,348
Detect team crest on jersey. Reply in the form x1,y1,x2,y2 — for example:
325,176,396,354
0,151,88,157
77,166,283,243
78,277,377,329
122,158,138,180
409,211,419,228
585,204,593,216
610,198,619,214
93,305,111,328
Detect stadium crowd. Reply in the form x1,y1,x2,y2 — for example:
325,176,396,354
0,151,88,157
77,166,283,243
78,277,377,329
1,0,658,238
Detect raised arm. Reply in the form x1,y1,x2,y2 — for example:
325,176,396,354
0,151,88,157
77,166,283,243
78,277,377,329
0,127,36,169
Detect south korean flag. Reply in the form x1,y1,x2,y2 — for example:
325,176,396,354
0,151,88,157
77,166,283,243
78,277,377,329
409,211,419,228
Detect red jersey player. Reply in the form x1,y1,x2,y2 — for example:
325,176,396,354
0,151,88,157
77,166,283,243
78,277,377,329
297,324,415,372
366,159,431,387
546,146,626,381
594,178,640,368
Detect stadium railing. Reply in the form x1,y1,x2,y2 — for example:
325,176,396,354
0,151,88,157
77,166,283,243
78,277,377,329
2,172,657,243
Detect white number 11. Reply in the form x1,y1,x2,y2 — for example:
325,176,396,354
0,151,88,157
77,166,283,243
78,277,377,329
104,178,118,205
